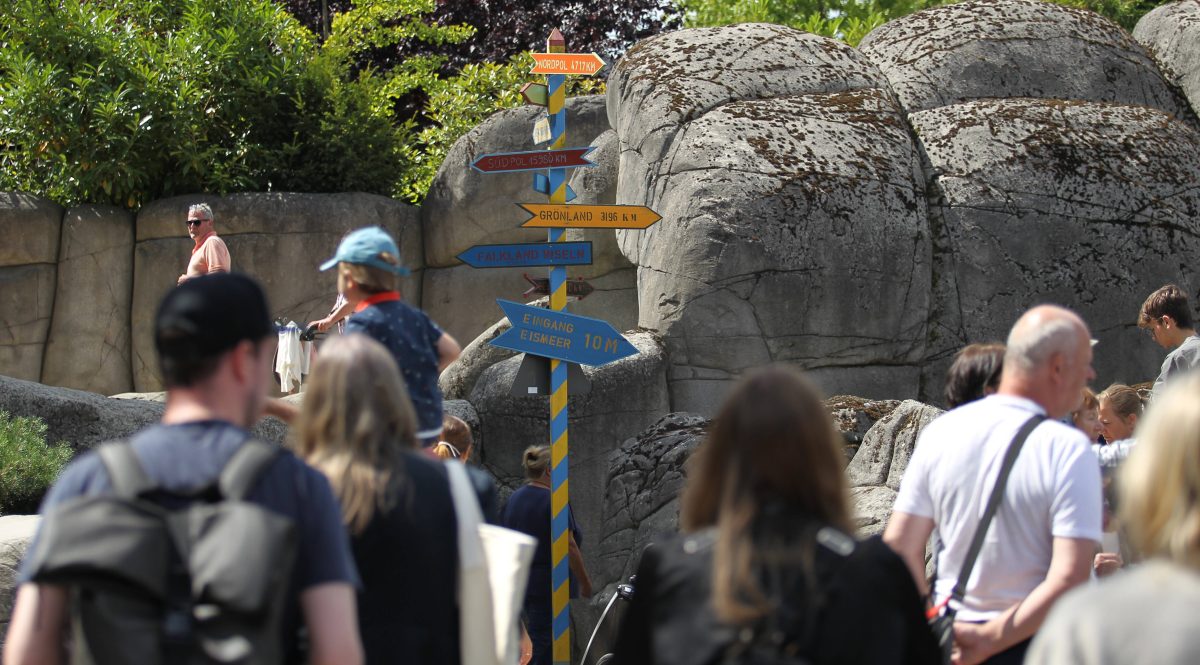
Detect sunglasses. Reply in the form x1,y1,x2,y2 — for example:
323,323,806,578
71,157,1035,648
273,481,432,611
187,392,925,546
186,219,208,227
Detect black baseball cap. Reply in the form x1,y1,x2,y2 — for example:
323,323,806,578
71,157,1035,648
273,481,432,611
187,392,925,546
155,273,274,359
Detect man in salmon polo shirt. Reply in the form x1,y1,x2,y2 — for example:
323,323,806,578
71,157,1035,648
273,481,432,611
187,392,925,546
178,203,231,284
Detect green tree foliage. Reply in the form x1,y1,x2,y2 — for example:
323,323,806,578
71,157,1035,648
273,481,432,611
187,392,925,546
0,412,73,515
0,0,317,207
677,0,942,45
0,0,606,206
677,0,1173,45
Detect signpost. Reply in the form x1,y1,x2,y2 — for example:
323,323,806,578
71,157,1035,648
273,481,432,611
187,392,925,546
456,241,592,269
470,146,596,173
491,300,638,366
466,29,659,665
518,203,663,229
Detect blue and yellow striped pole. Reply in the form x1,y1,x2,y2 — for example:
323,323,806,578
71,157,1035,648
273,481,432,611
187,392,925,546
545,27,571,665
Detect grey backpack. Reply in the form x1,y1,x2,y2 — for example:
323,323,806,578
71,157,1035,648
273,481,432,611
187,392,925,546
25,439,297,665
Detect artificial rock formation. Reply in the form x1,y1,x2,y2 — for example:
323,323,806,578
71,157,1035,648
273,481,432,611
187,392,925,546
0,375,289,452
859,0,1197,120
1134,0,1200,118
0,193,62,383
913,98,1200,389
588,0,1200,407
608,24,931,411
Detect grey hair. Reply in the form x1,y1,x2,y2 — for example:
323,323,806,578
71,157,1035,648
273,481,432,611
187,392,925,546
188,203,213,221
1004,316,1082,373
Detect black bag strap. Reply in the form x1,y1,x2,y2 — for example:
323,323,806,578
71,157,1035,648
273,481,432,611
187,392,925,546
948,415,1046,606
219,439,280,501
97,440,157,498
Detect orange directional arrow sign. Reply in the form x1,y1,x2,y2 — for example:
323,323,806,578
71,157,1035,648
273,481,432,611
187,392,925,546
530,52,606,76
518,203,662,229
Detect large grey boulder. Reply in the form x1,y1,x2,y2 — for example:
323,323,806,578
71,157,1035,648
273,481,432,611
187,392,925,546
0,515,40,649
860,0,1197,122
0,374,160,451
580,412,707,651
848,401,942,535
0,374,290,451
912,98,1200,391
0,193,63,383
440,318,518,401
593,413,707,594
1134,0,1200,118
42,206,135,395
131,193,420,391
421,95,610,268
469,331,668,576
824,395,902,461
846,400,943,489
609,26,931,412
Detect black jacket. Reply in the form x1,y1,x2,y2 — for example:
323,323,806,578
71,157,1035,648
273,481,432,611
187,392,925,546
613,517,938,665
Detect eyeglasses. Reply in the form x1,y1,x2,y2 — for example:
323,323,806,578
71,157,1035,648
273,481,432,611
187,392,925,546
1142,320,1160,337
186,219,207,227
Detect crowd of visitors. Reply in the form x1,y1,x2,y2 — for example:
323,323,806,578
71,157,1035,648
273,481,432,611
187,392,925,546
5,217,1200,665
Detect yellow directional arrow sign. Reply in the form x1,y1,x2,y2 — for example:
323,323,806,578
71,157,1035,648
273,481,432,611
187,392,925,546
518,203,662,229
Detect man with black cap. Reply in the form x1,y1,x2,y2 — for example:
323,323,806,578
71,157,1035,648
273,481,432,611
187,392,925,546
5,273,364,665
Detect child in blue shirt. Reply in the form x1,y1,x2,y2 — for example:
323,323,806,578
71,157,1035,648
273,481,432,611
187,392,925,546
319,226,460,444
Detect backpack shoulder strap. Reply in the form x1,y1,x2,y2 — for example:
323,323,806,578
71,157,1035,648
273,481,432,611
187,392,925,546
97,440,156,499
219,439,280,501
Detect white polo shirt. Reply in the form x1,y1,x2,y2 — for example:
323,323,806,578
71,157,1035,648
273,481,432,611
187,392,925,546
894,394,1102,621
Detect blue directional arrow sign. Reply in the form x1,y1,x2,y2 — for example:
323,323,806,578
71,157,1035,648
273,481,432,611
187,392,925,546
457,242,593,269
491,299,638,367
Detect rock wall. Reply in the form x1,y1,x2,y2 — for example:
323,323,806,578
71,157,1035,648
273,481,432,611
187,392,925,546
41,206,134,395
0,191,419,394
0,194,62,383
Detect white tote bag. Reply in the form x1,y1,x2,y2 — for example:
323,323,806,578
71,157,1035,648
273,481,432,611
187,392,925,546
447,461,537,665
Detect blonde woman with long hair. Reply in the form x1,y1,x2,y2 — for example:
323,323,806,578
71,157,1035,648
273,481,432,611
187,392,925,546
1027,371,1200,664
293,333,492,665
612,365,937,664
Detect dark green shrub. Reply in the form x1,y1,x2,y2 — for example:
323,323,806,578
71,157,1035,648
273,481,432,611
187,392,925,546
0,412,73,515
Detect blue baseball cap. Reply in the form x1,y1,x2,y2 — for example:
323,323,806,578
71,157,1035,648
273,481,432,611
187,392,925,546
319,226,410,275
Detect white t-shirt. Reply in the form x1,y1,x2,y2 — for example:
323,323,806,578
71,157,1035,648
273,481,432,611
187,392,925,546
894,394,1102,621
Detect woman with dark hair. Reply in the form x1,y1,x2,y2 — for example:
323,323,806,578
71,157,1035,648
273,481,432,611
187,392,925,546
612,365,937,665
944,342,1006,408
292,334,494,665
